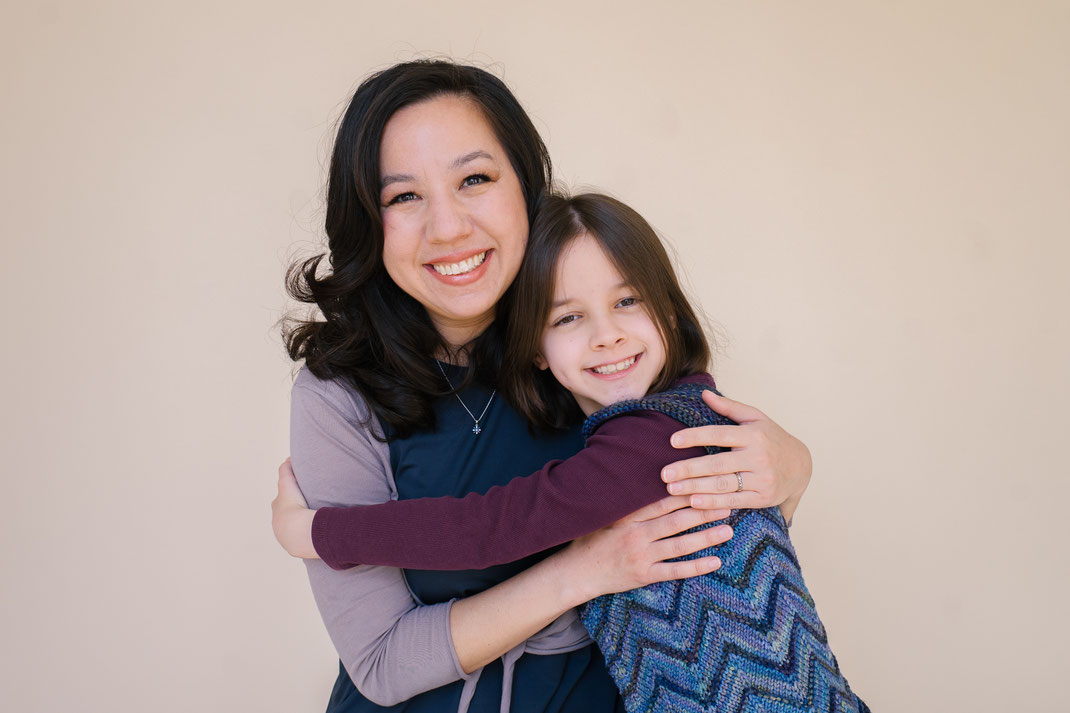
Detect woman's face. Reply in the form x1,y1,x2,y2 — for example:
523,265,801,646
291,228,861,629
378,94,529,347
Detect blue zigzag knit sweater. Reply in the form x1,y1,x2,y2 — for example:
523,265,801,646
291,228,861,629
580,383,869,713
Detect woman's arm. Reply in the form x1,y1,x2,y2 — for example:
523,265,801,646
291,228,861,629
660,390,812,524
287,370,731,697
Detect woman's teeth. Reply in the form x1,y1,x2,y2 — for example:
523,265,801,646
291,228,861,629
592,356,636,375
431,251,487,276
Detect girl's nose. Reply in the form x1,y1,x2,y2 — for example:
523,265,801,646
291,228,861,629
590,314,627,350
426,194,471,244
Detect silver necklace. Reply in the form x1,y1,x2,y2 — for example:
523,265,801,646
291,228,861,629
435,360,496,435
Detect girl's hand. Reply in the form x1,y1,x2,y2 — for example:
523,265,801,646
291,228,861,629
557,496,732,605
661,391,812,524
271,458,319,559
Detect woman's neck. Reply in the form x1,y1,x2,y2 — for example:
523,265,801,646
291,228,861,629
432,319,491,366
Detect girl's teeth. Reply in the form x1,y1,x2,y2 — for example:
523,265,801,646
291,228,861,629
593,356,636,375
432,251,487,276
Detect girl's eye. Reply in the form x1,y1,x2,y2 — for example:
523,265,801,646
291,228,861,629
385,191,417,206
616,296,639,308
552,314,578,327
462,174,490,187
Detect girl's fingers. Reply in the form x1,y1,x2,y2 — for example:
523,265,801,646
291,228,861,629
649,523,733,562
662,451,742,482
689,491,766,511
647,556,722,582
701,390,765,424
669,424,746,451
275,461,309,508
644,506,731,540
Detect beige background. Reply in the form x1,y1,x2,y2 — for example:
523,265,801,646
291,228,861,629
2,1,1068,711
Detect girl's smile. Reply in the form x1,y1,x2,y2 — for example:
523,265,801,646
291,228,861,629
537,233,667,416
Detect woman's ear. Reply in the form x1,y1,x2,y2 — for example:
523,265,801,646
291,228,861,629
534,353,548,370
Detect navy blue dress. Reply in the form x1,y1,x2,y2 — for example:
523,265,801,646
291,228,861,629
324,363,625,713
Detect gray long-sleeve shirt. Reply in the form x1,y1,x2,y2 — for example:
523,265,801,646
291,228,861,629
290,367,469,706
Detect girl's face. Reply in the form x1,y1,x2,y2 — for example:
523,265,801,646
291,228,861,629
536,233,667,416
378,95,529,347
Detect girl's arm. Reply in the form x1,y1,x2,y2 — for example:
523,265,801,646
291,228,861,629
281,408,720,571
287,371,730,697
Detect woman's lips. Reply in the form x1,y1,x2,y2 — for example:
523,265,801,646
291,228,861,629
424,249,492,285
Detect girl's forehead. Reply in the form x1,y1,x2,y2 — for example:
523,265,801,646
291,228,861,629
553,234,628,295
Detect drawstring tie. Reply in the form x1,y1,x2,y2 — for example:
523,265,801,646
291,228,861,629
456,609,591,713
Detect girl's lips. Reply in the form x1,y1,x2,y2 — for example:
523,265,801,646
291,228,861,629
424,249,493,285
586,352,642,380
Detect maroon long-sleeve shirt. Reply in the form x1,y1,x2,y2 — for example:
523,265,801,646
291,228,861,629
311,375,713,571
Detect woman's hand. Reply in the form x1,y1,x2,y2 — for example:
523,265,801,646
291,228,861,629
271,458,319,559
660,391,812,524
555,496,732,606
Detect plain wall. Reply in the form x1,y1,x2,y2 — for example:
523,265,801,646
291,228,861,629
2,1,1067,710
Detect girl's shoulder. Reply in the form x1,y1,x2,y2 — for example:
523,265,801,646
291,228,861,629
581,372,729,440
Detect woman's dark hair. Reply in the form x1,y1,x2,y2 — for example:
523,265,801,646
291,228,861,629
284,60,552,438
500,192,711,431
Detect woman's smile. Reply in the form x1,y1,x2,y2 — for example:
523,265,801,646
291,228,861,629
379,95,529,347
426,248,492,282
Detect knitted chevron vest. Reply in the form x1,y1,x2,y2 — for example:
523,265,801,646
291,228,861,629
580,382,868,713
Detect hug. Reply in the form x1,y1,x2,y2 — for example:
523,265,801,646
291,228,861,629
274,59,863,712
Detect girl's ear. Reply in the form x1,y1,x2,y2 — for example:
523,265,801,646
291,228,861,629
534,353,548,370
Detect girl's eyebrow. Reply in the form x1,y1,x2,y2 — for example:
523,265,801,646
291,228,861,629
550,282,629,309
380,150,494,190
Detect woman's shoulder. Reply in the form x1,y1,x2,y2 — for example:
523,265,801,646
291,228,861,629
292,366,385,440
290,366,395,507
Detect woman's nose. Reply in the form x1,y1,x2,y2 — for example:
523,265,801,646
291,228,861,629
426,194,471,244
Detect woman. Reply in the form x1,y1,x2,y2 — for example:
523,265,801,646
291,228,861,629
280,60,812,712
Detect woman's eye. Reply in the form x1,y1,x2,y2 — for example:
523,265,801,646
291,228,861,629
552,314,578,327
385,191,417,206
462,174,490,187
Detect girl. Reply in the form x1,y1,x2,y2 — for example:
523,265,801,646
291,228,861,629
276,190,860,712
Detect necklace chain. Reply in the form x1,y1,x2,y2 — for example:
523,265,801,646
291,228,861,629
435,360,496,435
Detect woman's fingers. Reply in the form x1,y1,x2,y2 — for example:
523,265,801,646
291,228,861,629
624,495,694,523
662,451,741,483
688,491,766,511
649,522,733,562
643,504,731,541
666,473,747,496
647,556,723,582
702,390,765,424
669,424,745,451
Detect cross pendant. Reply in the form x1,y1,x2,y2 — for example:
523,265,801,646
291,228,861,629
472,423,482,435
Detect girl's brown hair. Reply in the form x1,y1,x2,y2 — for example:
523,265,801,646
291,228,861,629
500,192,711,431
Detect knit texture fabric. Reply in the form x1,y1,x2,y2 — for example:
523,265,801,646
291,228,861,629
580,383,868,713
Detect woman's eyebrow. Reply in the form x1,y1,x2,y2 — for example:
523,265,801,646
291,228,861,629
451,149,493,169
380,173,414,190
380,150,494,190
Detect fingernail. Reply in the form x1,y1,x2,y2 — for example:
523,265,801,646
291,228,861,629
709,557,721,571
667,482,682,494
662,467,676,481
670,435,682,448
